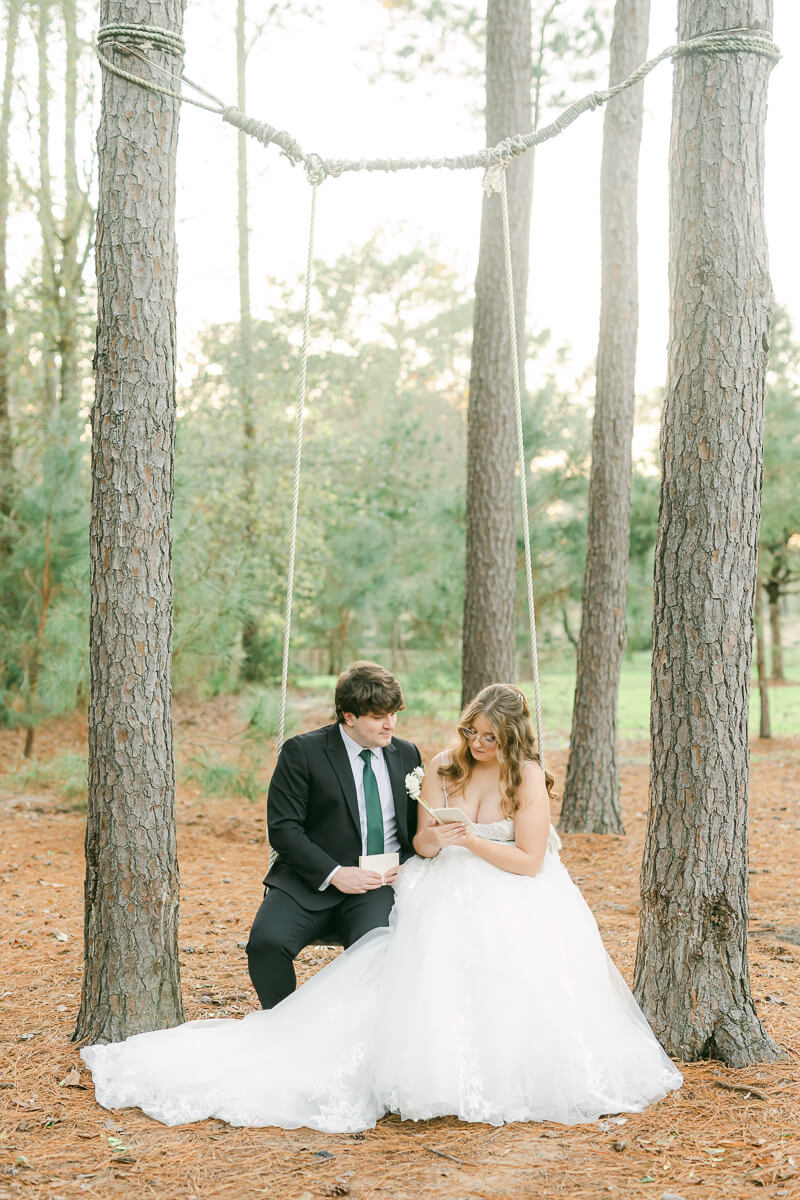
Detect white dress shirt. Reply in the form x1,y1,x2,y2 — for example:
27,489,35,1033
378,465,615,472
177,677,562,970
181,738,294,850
319,725,401,890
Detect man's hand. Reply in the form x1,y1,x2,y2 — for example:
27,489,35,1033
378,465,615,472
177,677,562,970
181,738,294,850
330,867,385,894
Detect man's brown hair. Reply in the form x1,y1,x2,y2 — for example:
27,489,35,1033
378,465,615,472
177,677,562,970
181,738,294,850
334,661,405,724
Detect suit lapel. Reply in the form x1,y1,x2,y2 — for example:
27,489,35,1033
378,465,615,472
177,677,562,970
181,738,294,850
384,741,409,845
323,725,361,841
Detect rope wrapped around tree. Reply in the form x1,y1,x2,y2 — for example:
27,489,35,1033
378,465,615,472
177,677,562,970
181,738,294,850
95,23,780,183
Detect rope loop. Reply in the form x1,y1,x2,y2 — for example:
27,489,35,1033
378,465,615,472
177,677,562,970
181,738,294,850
97,23,185,57
674,27,781,63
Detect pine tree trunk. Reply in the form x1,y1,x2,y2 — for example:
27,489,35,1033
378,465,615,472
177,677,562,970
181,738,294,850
0,0,20,554
634,0,781,1065
765,577,784,680
755,576,771,739
75,0,186,1044
461,0,532,707
559,0,649,835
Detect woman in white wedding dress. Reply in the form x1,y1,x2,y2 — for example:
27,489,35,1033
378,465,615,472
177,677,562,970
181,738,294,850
82,684,682,1130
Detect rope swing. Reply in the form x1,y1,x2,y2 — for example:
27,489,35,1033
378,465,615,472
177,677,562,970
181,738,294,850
93,19,782,766
96,24,780,182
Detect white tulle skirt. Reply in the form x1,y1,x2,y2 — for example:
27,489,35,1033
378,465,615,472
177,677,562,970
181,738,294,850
82,847,682,1130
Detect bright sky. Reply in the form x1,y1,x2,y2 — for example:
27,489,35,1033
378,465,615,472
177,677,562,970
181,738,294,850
172,1,800,401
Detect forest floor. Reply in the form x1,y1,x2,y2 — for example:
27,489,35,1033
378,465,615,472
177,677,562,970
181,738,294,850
1,696,799,1200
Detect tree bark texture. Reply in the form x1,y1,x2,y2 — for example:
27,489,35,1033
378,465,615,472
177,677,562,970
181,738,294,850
559,0,649,835
633,0,781,1065
0,0,20,549
76,0,186,1044
461,0,532,708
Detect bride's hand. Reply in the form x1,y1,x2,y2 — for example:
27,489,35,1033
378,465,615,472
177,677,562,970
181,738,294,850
430,822,467,848
413,818,468,858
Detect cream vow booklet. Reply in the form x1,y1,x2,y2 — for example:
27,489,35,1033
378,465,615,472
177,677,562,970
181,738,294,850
427,807,481,835
358,852,400,874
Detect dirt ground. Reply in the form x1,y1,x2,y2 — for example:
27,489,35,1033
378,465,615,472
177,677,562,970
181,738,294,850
1,698,798,1200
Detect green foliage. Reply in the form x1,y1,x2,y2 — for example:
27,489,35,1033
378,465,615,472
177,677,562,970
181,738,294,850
0,271,91,735
171,240,474,687
519,340,593,651
1,234,655,716
373,0,610,125
241,686,285,740
184,753,264,802
626,467,660,652
761,306,800,592
3,751,88,807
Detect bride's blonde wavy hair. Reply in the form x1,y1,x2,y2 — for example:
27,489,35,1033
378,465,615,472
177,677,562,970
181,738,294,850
439,683,555,817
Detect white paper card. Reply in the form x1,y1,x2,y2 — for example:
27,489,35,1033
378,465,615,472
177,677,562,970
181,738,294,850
428,807,481,835
358,852,400,874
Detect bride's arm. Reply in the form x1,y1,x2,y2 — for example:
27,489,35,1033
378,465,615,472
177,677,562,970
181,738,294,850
461,762,551,877
412,752,467,858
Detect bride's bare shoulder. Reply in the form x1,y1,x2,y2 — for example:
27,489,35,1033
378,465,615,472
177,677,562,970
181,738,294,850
427,748,453,770
519,759,547,798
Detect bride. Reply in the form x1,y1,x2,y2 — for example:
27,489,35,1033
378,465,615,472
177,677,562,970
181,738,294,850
82,684,682,1130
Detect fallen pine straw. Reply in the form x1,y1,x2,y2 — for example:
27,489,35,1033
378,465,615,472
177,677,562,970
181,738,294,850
419,1144,478,1167
1,698,798,1200
714,1080,770,1101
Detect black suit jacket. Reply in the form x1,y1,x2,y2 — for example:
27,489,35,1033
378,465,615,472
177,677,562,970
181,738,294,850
264,723,422,911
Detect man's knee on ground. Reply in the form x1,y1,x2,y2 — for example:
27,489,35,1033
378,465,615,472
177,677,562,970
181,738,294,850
246,922,293,959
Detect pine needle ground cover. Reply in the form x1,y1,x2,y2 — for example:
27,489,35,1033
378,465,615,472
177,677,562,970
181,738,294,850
1,698,798,1200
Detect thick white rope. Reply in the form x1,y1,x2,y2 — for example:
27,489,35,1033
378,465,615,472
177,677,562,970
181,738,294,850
277,181,318,754
95,25,780,184
492,167,560,851
491,167,544,770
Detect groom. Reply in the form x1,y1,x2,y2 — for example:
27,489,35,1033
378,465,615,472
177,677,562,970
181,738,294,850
246,660,422,1008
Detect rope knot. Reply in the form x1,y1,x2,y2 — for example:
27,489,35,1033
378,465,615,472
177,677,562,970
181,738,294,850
492,136,523,165
304,154,327,186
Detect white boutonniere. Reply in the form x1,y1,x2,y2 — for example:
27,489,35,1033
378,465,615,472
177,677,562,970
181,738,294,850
405,765,424,801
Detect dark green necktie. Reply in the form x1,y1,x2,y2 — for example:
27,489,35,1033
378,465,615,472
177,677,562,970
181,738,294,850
359,749,385,855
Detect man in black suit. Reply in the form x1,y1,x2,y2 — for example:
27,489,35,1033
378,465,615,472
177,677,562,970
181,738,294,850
246,661,422,1008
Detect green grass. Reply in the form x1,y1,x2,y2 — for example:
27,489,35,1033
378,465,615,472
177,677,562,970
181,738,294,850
2,752,88,808
295,648,799,747
529,649,798,745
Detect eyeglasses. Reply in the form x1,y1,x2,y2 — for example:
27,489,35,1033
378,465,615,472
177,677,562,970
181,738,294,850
458,726,497,748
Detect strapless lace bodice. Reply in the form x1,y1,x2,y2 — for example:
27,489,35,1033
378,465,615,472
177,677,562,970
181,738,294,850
473,817,515,843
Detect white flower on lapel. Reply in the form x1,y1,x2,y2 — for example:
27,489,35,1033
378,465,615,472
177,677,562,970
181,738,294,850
404,765,425,801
